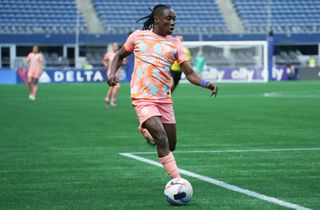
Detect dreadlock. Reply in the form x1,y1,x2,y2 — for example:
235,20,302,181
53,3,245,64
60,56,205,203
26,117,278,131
136,4,171,30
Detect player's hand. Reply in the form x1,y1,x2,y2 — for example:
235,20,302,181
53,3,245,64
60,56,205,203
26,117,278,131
107,75,119,86
206,83,218,97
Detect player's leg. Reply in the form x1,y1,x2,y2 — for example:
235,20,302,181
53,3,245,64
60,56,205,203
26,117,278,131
31,78,39,98
163,123,177,152
143,117,170,157
110,71,121,107
27,76,32,95
27,76,35,100
138,103,176,147
139,125,155,146
157,103,177,151
105,87,113,108
143,117,180,178
134,102,180,178
110,83,120,107
135,102,156,145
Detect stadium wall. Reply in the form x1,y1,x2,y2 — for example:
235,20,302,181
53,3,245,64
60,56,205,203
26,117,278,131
0,68,130,85
1,33,320,45
0,69,16,84
3,67,319,85
299,67,320,80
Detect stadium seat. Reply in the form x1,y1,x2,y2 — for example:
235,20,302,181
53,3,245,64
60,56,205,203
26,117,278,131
92,0,228,34
232,0,320,34
0,0,88,34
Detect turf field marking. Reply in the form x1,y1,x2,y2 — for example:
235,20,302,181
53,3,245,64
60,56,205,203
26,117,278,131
7,92,319,102
263,92,320,98
120,152,311,210
129,147,320,155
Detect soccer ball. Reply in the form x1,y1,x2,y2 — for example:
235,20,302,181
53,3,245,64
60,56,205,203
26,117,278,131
164,177,193,205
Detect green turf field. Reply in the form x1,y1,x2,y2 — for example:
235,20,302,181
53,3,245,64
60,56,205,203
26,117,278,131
0,82,319,210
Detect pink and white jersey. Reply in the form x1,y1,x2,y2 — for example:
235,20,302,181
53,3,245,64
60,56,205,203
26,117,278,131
104,51,118,78
103,51,116,71
124,30,189,102
27,52,44,72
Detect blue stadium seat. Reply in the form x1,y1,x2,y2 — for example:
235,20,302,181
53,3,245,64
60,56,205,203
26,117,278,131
92,0,228,34
233,0,320,33
0,0,87,34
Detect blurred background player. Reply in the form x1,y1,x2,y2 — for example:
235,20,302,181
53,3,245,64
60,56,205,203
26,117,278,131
26,46,45,101
193,49,206,75
107,4,218,179
103,42,120,108
170,35,191,93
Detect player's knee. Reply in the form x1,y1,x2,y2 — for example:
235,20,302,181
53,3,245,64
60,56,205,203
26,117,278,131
154,132,169,149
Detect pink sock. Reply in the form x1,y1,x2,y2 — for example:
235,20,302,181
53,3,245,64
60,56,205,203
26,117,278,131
159,152,180,178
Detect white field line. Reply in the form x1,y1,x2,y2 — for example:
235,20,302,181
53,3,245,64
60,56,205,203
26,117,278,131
120,152,311,210
263,92,320,98
3,92,319,102
128,147,320,155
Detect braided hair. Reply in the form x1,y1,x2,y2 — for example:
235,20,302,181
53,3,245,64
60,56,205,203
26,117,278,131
136,4,171,30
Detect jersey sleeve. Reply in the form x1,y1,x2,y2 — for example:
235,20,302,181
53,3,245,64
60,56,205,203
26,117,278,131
175,39,189,65
123,31,137,52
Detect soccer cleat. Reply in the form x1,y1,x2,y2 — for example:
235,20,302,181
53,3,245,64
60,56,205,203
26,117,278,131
29,94,36,101
104,98,110,108
139,126,156,147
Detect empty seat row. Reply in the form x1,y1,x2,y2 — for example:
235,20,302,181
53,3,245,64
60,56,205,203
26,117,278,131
92,0,227,34
0,0,87,34
233,0,320,33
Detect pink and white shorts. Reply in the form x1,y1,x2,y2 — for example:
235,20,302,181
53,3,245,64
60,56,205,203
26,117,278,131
133,100,176,126
27,69,42,79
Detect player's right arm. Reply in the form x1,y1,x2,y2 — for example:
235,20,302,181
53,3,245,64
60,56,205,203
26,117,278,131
175,39,218,97
107,47,131,86
102,53,110,69
181,61,218,97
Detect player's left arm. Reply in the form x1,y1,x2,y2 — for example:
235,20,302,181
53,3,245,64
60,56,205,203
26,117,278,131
180,61,218,97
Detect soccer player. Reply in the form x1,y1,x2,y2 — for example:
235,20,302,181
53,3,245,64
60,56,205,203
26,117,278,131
170,35,191,93
103,42,120,108
26,46,45,101
107,4,218,179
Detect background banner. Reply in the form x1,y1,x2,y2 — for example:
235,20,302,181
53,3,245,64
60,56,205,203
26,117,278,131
16,69,128,84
